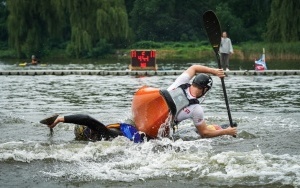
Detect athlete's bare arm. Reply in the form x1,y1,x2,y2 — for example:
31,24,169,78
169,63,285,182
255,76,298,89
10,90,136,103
184,65,225,78
196,120,237,138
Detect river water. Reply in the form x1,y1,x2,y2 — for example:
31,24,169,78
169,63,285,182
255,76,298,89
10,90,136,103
0,60,300,188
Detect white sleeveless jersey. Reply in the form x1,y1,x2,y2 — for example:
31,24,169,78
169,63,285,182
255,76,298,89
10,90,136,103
167,73,204,126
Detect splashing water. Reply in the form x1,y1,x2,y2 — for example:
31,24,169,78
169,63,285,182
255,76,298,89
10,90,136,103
0,69,300,187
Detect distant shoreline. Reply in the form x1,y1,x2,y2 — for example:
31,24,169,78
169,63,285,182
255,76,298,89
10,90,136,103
1,41,300,62
117,49,300,62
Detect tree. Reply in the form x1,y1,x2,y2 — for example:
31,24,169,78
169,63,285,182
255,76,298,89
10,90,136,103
265,0,300,42
0,0,8,49
7,0,64,58
207,0,272,42
130,0,175,41
215,3,245,43
62,0,130,58
130,0,209,42
7,0,130,58
174,0,210,41
234,0,271,41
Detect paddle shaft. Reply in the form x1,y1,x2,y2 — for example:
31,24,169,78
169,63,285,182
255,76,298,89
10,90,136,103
215,53,234,127
202,10,235,132
216,51,236,137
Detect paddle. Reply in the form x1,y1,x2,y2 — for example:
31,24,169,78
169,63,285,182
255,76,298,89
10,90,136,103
40,114,59,136
203,10,236,134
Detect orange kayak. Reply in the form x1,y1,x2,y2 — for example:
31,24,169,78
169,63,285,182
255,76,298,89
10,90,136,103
131,86,171,138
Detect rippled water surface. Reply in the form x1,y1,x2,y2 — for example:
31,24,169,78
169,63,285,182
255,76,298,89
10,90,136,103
0,62,300,188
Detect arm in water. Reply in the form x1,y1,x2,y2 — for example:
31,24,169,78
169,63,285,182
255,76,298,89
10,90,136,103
196,120,237,138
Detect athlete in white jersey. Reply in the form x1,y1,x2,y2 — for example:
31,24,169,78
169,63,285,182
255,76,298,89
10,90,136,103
167,65,237,138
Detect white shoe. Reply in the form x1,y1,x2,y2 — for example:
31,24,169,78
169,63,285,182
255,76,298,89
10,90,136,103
226,68,230,71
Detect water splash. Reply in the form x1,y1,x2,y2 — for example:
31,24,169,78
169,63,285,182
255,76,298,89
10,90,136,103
157,112,173,138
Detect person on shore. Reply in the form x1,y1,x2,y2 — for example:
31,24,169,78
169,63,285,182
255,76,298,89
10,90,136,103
219,31,233,71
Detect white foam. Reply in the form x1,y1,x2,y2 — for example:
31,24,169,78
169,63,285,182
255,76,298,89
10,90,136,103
0,131,300,186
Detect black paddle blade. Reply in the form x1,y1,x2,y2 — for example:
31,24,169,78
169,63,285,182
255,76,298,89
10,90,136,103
40,114,59,125
203,10,222,54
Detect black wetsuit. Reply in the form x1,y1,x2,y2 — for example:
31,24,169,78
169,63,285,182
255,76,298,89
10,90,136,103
64,114,122,140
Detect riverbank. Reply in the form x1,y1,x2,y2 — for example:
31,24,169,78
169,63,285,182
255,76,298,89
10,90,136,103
117,41,300,61
1,41,300,62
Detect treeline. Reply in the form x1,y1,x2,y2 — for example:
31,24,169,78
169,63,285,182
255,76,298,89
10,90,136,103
0,0,299,59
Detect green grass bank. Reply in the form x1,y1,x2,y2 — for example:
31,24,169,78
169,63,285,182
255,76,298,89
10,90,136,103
1,41,300,62
117,41,300,61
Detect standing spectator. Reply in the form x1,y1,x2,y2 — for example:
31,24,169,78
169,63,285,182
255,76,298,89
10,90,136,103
219,31,233,71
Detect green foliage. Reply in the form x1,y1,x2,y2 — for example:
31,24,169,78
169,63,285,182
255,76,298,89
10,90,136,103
265,0,300,42
7,0,64,58
0,0,299,60
130,41,163,49
172,43,185,48
6,0,130,59
214,0,271,42
266,42,300,55
130,0,209,42
89,40,113,58
129,41,211,51
0,0,8,45
241,41,300,59
215,3,246,43
0,49,16,58
60,0,130,58
0,41,7,50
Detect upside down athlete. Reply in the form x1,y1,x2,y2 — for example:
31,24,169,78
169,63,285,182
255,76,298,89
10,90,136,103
41,114,145,143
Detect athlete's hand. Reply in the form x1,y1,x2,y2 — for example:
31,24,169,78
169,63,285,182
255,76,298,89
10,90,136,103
48,116,64,129
214,68,225,78
225,127,237,136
